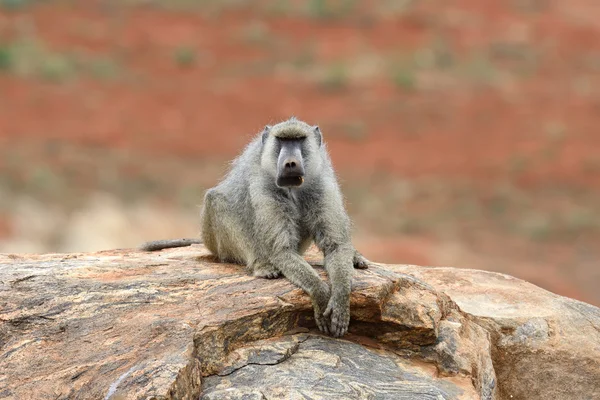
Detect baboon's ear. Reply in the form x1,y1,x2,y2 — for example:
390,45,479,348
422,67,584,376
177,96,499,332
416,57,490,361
261,125,271,145
313,126,322,147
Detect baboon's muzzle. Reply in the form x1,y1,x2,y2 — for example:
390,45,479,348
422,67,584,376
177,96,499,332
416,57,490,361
277,141,305,187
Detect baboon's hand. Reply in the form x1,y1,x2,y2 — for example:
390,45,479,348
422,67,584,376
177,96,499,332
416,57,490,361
312,284,331,335
323,294,350,338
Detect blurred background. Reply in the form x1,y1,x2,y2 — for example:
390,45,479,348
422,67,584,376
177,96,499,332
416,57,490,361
0,0,599,306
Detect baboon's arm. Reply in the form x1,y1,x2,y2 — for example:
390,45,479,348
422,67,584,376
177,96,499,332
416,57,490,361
322,243,354,337
270,251,331,334
251,190,332,334
312,188,355,337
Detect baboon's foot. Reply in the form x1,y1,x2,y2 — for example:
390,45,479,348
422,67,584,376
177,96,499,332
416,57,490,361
353,251,369,269
251,261,282,279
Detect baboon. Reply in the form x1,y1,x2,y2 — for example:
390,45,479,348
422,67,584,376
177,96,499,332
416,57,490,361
140,117,368,337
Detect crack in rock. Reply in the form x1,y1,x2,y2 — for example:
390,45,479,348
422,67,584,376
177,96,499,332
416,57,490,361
215,335,309,377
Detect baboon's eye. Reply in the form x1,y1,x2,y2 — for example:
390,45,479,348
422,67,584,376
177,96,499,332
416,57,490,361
279,137,305,143
294,137,307,147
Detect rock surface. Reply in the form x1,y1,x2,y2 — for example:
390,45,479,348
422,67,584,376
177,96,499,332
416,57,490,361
0,245,599,400
200,333,477,400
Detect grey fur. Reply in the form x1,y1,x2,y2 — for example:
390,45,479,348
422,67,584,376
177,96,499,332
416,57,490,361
200,117,369,337
139,238,203,251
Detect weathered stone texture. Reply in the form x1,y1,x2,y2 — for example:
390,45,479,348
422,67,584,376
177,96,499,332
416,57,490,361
0,245,598,400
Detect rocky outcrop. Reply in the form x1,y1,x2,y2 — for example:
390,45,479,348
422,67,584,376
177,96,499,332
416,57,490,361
0,245,598,400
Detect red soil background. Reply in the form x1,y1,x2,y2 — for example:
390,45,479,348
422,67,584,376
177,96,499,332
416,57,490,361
1,1,599,305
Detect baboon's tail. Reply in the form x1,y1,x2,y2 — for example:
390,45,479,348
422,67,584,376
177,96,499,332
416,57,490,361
138,238,203,252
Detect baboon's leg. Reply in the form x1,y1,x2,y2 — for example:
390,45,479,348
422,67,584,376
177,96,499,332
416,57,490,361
270,251,331,334
353,250,369,269
255,238,316,281
201,190,248,265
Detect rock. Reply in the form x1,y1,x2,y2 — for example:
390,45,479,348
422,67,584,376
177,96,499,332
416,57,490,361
0,245,598,400
395,265,600,400
200,334,478,400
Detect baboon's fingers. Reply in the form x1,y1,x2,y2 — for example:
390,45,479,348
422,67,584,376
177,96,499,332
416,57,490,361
324,297,350,337
252,265,282,279
315,312,330,335
330,310,350,338
337,309,349,336
316,303,330,335
254,272,281,279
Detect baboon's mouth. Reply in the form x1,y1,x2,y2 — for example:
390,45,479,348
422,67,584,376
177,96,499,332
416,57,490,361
277,176,304,187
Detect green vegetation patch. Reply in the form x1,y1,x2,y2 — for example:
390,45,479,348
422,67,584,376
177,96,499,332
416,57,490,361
0,38,123,82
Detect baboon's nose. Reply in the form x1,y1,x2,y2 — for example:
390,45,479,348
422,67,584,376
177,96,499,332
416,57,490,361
282,157,304,176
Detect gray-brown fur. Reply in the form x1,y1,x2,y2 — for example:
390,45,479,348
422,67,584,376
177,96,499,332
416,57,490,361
200,117,369,337
139,238,202,251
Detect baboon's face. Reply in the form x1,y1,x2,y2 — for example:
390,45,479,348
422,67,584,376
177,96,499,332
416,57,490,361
260,122,322,188
276,138,305,187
